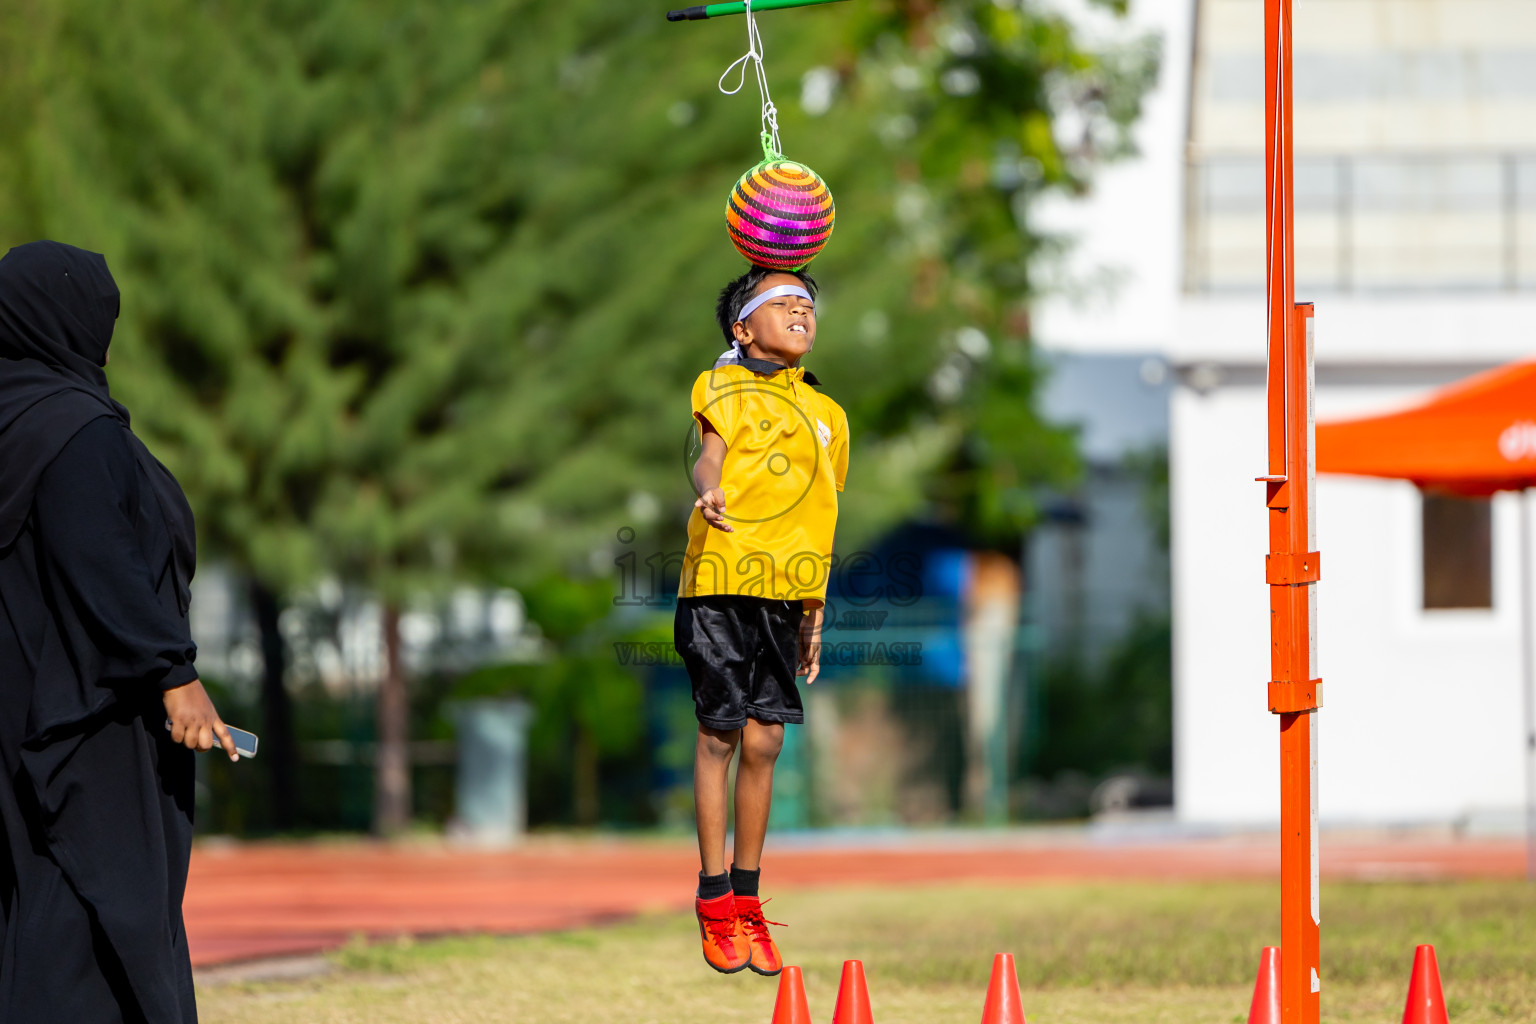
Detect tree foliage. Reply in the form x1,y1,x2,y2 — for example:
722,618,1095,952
1032,611,1173,783
0,0,1156,592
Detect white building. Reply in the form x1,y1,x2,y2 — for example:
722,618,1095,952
1037,0,1536,827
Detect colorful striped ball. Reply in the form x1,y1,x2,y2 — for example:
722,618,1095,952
726,158,836,271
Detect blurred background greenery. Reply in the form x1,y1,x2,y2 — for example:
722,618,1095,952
0,0,1169,836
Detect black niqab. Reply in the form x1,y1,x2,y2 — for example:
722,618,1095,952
0,241,195,609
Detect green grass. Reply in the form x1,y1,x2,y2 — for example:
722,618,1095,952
201,880,1536,1022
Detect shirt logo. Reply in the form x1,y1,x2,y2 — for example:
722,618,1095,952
816,418,831,449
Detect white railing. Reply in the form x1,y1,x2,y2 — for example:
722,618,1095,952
1185,152,1536,294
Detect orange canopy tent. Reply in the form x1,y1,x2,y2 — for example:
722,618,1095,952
1316,359,1536,497
1317,358,1536,879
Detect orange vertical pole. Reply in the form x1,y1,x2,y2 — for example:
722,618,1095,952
1264,0,1291,492
1263,3,1321,1024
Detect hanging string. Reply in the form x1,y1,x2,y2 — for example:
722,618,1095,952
717,0,784,160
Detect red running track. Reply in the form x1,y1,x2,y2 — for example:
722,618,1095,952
183,834,1525,966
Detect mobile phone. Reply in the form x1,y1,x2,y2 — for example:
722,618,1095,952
225,726,259,759
162,720,259,758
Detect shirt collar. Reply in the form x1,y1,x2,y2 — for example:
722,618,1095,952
737,356,820,386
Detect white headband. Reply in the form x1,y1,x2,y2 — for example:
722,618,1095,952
735,284,813,324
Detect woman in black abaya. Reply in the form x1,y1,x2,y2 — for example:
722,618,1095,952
0,240,237,1023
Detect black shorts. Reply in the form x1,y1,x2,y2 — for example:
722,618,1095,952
674,595,805,730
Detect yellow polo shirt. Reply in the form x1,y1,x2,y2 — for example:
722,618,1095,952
680,358,849,604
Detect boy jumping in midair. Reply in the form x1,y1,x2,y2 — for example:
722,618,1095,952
675,266,848,975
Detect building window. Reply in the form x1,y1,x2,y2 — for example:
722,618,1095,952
1421,494,1493,610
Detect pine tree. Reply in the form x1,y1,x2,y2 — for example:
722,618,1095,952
0,0,1156,830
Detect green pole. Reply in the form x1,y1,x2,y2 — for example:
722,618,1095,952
668,0,849,21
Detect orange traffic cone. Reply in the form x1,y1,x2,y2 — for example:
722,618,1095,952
1247,947,1281,1024
771,966,814,1024
979,952,1027,1024
831,959,874,1024
1401,945,1450,1024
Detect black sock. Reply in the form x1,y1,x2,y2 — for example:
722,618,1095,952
729,863,760,898
697,870,732,901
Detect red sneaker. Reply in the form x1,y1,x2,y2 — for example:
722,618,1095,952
734,894,786,976
696,892,752,974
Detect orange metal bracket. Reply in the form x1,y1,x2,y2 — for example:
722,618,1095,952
1266,552,1321,585
1268,679,1322,713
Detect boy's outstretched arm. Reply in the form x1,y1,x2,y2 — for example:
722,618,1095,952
797,604,823,684
692,419,733,533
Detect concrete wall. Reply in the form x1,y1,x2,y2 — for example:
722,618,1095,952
1036,0,1536,825
1172,376,1530,825
1168,0,1536,826
1194,0,1536,152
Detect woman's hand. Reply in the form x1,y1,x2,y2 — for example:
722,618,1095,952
797,604,823,684
163,679,239,761
695,487,734,533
